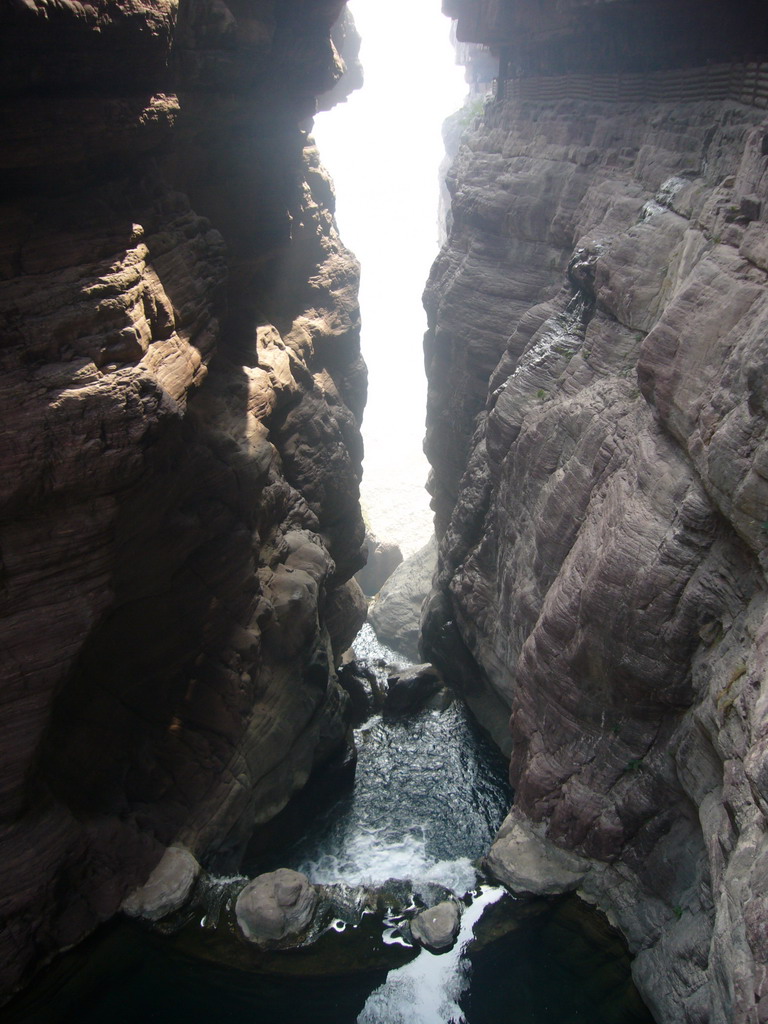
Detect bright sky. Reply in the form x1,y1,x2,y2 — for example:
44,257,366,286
313,0,467,557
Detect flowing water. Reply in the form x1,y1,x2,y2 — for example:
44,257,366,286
1,629,654,1024
250,705,510,895
357,888,506,1024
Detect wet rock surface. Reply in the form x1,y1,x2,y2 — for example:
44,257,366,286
409,900,461,952
424,28,768,1024
235,870,319,948
337,660,385,726
115,853,458,971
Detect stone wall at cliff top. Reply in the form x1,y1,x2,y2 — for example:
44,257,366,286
422,32,768,1024
0,0,366,998
445,0,768,75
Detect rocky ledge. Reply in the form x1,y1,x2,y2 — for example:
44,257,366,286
121,848,466,968
0,0,367,999
423,11,768,1022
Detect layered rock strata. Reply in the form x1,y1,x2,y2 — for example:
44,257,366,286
423,8,768,1021
0,0,366,998
445,0,768,77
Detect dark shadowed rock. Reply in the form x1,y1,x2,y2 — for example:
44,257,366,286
337,660,385,725
0,0,367,997
355,532,404,597
384,664,444,715
324,578,368,663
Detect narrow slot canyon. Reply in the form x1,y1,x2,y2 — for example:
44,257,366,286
1,2,768,1023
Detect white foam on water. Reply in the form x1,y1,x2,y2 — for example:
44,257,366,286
299,829,478,895
356,886,506,1024
350,622,409,667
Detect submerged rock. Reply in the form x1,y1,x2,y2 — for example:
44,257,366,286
410,900,461,952
235,869,318,948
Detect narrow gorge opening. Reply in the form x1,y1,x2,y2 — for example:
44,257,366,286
0,2,654,1021
312,0,466,561
2,1,768,1023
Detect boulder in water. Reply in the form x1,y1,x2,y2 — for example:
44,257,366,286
369,536,437,659
235,868,318,947
384,663,444,715
410,900,461,952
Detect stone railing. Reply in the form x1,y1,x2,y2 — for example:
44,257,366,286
501,62,768,108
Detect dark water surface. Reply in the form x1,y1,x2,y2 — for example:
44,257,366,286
0,893,653,1024
1,629,654,1024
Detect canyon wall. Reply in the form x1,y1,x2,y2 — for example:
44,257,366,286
424,1,768,1021
0,0,366,997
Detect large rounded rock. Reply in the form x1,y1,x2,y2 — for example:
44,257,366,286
355,532,403,597
235,869,318,947
122,846,200,922
410,900,461,952
369,536,437,658
484,810,589,897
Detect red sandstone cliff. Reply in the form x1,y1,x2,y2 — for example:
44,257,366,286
424,2,768,1021
0,0,366,997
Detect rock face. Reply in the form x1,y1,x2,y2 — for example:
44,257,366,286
423,3,768,1022
445,0,768,76
484,807,588,897
337,659,385,725
0,0,366,999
